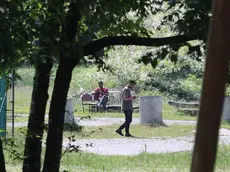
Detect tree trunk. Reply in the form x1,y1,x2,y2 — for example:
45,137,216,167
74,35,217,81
23,60,53,172
191,0,230,171
42,59,77,172
0,138,6,172
23,0,64,170
42,1,80,171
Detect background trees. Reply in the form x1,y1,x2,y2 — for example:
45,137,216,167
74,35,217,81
0,0,214,171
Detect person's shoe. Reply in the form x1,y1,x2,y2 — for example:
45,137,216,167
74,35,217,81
115,129,123,136
125,133,134,137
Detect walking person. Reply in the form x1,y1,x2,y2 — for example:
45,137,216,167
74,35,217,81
116,80,137,137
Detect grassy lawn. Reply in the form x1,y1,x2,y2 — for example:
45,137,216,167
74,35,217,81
7,149,230,172
11,85,198,122
59,146,230,172
6,83,230,171
11,86,198,123
74,101,197,121
4,126,230,172
63,124,196,139
3,123,230,172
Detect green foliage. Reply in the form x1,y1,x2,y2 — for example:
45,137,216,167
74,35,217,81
15,68,35,86
3,128,26,162
103,44,203,101
135,0,210,66
17,44,203,102
0,0,46,75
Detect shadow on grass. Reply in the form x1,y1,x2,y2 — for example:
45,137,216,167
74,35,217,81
141,121,169,128
63,123,83,132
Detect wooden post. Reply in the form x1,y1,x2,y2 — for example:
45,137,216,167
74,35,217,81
191,0,230,171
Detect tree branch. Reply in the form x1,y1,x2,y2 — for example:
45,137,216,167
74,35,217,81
83,34,201,56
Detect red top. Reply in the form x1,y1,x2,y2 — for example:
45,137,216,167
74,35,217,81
93,87,109,100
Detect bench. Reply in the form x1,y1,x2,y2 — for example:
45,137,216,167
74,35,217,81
168,100,199,116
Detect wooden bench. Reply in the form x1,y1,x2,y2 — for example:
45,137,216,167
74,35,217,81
168,100,199,116
81,93,98,113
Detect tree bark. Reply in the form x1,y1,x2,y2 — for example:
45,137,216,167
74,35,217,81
23,0,64,170
42,1,80,171
23,60,53,172
191,0,230,171
42,59,77,172
0,138,6,172
83,34,201,56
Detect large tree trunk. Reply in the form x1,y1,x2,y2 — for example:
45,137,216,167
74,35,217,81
23,60,53,172
42,1,80,171
23,0,64,171
191,0,230,171
42,59,77,172
0,138,6,172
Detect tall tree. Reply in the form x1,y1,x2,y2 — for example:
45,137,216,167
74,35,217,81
0,1,37,170
23,0,64,171
1,0,214,171
0,138,6,172
42,1,203,171
43,1,81,171
191,0,230,171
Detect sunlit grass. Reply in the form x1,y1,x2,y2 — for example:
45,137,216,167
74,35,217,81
74,102,197,121
60,145,230,172
14,86,32,114
63,124,195,139
12,84,197,121
4,126,230,172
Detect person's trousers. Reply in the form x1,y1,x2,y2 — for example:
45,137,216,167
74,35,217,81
98,95,108,111
118,109,133,134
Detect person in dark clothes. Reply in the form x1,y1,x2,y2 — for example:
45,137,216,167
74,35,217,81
116,80,137,137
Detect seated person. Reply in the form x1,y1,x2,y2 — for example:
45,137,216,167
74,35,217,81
93,81,109,111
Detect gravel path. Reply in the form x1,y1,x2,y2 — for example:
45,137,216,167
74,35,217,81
63,136,195,156
63,129,230,156
76,117,197,126
9,117,230,156
7,117,197,127
63,117,230,156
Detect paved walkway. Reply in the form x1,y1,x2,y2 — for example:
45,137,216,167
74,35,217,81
76,117,197,126
9,117,230,156
7,117,197,127
62,127,230,156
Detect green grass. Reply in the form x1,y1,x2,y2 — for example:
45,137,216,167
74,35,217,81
13,86,32,114
16,67,35,87
74,102,197,121
63,124,196,139
4,126,230,172
12,66,198,121
11,84,197,121
61,151,193,172
60,146,230,172
6,147,230,172
7,115,29,123
221,121,230,129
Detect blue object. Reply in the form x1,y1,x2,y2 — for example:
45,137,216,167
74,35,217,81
0,78,6,136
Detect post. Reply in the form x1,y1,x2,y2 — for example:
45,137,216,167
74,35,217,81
0,78,6,137
139,96,163,125
191,0,230,171
64,98,75,124
12,73,15,137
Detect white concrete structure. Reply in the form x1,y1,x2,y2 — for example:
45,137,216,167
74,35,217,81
222,96,230,121
64,98,75,124
139,96,163,125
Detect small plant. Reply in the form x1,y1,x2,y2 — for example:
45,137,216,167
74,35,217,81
3,137,24,161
